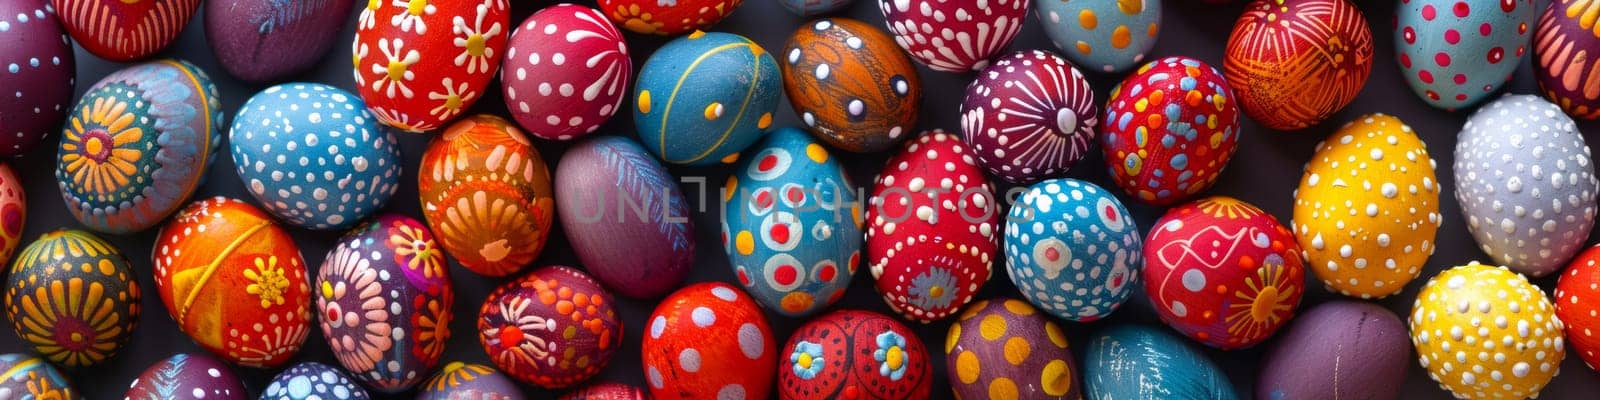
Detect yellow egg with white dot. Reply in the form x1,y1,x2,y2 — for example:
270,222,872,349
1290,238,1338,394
1409,263,1564,399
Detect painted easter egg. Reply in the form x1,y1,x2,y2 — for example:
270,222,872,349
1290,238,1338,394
1535,0,1600,119
946,299,1079,399
1557,246,1600,370
261,362,370,400
418,115,555,277
1100,56,1240,206
1293,114,1441,298
316,214,453,393
1003,178,1140,322
126,353,247,400
1257,300,1410,400
1035,0,1160,73
641,282,776,400
777,0,852,16
1395,0,1536,110
634,31,779,165
1456,94,1597,277
782,18,921,154
418,362,525,400
1410,262,1564,398
597,0,742,35
1083,324,1237,400
4,229,140,367
352,0,508,132
205,0,354,83
0,0,74,156
51,0,198,61
778,310,932,399
230,83,402,231
57,59,223,234
0,164,24,266
722,127,860,317
961,50,1097,184
0,353,74,398
478,265,621,389
555,136,694,299
1225,0,1373,130
152,197,312,368
560,382,649,400
502,4,630,141
865,131,999,323
877,0,1028,72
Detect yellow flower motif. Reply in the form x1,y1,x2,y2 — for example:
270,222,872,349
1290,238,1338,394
245,256,291,309
612,5,664,35
60,95,146,198
390,223,444,279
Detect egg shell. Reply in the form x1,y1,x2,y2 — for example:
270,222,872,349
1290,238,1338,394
945,298,1079,399
777,0,852,16
778,310,932,399
1003,178,1141,322
555,136,694,299
502,4,630,141
634,31,780,166
1409,263,1564,398
478,265,621,388
782,18,921,154
152,197,312,368
1395,0,1535,110
418,115,555,278
1535,0,1600,119
0,0,74,156
1256,300,1409,400
4,229,140,367
230,83,402,231
418,362,526,400
1293,114,1440,298
1035,0,1160,74
597,0,742,35
1100,56,1240,206
641,282,777,400
1557,246,1600,370
0,353,75,398
1225,0,1373,130
877,0,1028,72
864,131,999,323
205,0,354,83
261,362,370,400
722,127,861,317
559,382,649,400
0,164,25,267
352,0,508,132
57,59,224,234
1083,324,1237,400
316,214,454,393
52,0,197,61
125,353,248,400
961,50,1098,184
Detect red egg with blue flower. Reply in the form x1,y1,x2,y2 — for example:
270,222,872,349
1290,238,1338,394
778,310,931,399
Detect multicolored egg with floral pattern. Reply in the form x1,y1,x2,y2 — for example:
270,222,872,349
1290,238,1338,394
1410,262,1564,399
418,115,555,277
1557,246,1600,370
352,0,508,132
478,265,621,389
1256,301,1410,400
262,362,370,400
316,214,453,393
205,0,354,83
418,362,525,400
778,310,931,399
634,31,779,165
126,353,247,400
152,197,312,368
555,136,694,299
1145,196,1304,349
4,229,139,367
0,0,73,157
641,282,776,400
1084,324,1238,400
230,83,402,231
0,164,24,266
865,131,999,323
722,127,860,317
503,4,630,141
1395,0,1535,110
962,50,1097,184
0,353,74,398
1004,179,1140,322
1535,0,1600,119
1100,56,1240,206
57,59,223,234
1035,0,1160,73
1225,0,1373,130
597,0,742,35
777,0,852,16
782,18,920,154
560,382,648,400
946,299,1079,399
52,0,198,61
877,0,1028,72
1293,114,1441,298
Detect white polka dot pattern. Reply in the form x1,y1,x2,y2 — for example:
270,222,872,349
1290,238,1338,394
502,4,629,141
1410,262,1565,399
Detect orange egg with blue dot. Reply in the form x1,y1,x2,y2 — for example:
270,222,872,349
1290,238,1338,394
5,229,140,367
945,299,1080,400
634,31,780,165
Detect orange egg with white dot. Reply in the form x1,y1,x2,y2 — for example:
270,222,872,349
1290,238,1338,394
1410,263,1564,399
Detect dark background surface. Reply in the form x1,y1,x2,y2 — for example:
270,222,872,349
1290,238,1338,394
7,0,1600,398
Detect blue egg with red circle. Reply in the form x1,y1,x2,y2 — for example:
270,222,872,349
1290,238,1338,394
1003,178,1142,322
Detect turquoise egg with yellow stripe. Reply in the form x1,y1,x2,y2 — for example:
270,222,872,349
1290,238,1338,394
634,31,781,165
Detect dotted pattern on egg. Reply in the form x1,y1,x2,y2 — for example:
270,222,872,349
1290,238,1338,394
503,5,630,141
597,0,743,36
0,0,74,156
4,229,141,367
1556,246,1600,371
777,310,933,399
1003,178,1141,322
634,31,780,165
52,0,199,61
126,353,247,400
641,283,776,400
1410,263,1565,399
1100,56,1240,206
877,0,1029,72
1034,0,1161,73
1535,0,1600,119
1224,0,1373,130
1395,0,1535,110
351,0,508,133
945,299,1079,400
417,362,523,399
263,362,371,400
961,50,1098,184
782,18,921,154
0,353,74,398
477,266,620,389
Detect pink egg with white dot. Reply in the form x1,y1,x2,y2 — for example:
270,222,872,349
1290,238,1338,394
502,4,630,140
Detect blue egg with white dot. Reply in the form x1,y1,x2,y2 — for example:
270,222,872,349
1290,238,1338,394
229,83,401,230
1003,178,1142,322
260,362,369,400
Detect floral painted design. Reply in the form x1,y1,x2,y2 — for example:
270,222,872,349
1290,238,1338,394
789,340,825,379
390,0,437,33
5,230,140,368
476,266,620,387
371,38,420,99
389,221,445,280
426,78,476,122
413,294,452,362
873,331,908,381
317,250,394,373
1225,254,1297,340
907,267,958,311
59,92,150,198
452,4,503,74
246,256,292,309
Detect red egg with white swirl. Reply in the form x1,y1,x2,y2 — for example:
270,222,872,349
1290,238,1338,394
503,5,629,141
961,50,1098,184
352,0,509,132
877,0,1029,72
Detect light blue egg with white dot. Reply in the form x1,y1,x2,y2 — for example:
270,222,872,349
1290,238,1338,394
261,362,369,400
1003,178,1142,322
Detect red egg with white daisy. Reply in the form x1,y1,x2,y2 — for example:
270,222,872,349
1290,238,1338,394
352,0,509,132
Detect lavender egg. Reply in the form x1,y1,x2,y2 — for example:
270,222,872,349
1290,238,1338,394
417,362,526,400
555,136,695,299
1257,300,1410,400
261,362,370,400
0,0,73,156
126,353,247,400
205,0,356,83
1084,324,1237,400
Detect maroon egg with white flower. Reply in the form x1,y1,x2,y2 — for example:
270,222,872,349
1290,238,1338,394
877,0,1029,72
479,265,622,389
961,50,1098,184
503,4,630,141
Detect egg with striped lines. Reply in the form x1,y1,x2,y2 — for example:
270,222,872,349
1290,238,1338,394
634,31,780,165
1535,0,1600,119
52,0,199,61
962,50,1098,184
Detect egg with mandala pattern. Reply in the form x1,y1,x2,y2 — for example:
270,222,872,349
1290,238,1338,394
1100,56,1240,206
0,164,24,267
1395,0,1535,110
560,382,648,400
126,353,247,400
417,362,525,400
316,214,453,393
556,136,694,299
1225,0,1373,130
1084,324,1238,400
778,0,852,16
478,265,620,389
0,0,74,157
5,229,140,367
52,0,198,61
598,0,743,36
782,18,920,154
1535,0,1600,119
1035,0,1161,73
778,310,932,400
261,362,370,400
635,31,780,165
57,59,223,234
1410,263,1564,399
962,50,1098,184
503,4,630,141
877,0,1029,72
723,127,861,317
418,115,555,278
230,83,402,231
153,197,312,368
946,299,1080,399
642,282,776,400
1556,246,1600,371
206,0,355,83
1004,178,1140,322
352,0,508,132
0,353,75,399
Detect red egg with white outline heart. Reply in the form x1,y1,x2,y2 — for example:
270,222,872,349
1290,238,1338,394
641,282,776,400
503,4,630,141
877,0,1029,72
52,0,198,61
352,0,509,132
597,0,743,36
777,310,932,399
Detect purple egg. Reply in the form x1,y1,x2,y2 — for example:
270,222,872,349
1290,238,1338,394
559,382,649,399
945,298,1080,399
1257,300,1410,400
960,50,1098,184
0,0,73,156
125,353,247,400
1535,0,1600,119
204,0,354,82
554,136,695,299
418,362,526,400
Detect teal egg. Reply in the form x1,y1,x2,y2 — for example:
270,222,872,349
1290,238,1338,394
1085,325,1238,400
634,31,781,166
1395,0,1535,110
1036,0,1161,73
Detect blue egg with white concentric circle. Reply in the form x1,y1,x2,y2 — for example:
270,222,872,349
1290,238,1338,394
1003,178,1142,322
261,362,369,400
